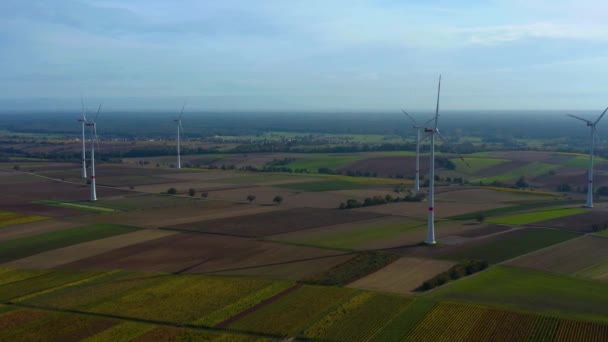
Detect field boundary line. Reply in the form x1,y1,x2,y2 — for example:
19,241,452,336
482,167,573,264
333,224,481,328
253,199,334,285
214,283,302,329
2,301,286,340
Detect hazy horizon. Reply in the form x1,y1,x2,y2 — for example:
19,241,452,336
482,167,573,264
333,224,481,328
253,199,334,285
2,1,608,111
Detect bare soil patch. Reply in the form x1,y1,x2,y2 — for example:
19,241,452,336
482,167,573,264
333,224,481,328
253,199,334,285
508,235,608,274
3,229,177,269
168,207,385,237
354,201,507,219
348,257,456,293
60,233,347,276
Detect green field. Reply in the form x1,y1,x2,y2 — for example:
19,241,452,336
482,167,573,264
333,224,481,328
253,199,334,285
450,157,510,174
0,223,141,263
481,162,559,184
448,200,578,220
35,200,117,213
279,179,365,191
561,154,606,168
286,154,363,172
290,219,425,250
428,265,608,323
441,228,581,264
228,285,357,336
488,208,587,225
574,259,608,281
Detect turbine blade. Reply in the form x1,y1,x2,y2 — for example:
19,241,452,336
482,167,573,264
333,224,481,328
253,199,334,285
401,109,418,125
81,95,87,121
434,75,441,130
423,116,436,126
94,104,102,123
178,100,187,121
594,106,608,125
436,130,470,168
94,124,101,155
418,132,432,144
567,114,592,125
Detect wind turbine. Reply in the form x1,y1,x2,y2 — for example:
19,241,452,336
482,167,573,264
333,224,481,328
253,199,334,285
175,102,186,169
78,97,87,179
402,110,434,191
85,104,102,201
567,107,608,208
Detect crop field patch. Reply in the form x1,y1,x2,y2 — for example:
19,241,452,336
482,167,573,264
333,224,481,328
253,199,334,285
435,187,555,204
508,235,608,275
91,193,201,211
279,179,366,191
0,223,141,263
488,208,587,226
575,259,608,282
270,216,426,250
88,275,286,326
354,200,508,219
0,269,101,302
530,210,608,232
227,285,356,336
0,219,80,243
429,266,608,322
438,228,581,264
480,162,559,184
286,154,364,172
35,200,117,213
168,207,385,238
407,302,488,341
450,157,511,174
348,257,457,294
301,292,412,341
0,210,48,228
4,229,177,269
61,232,346,276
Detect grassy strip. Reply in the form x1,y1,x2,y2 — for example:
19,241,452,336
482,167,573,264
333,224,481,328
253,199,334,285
302,251,399,285
447,200,579,220
488,208,586,225
428,265,608,323
0,223,140,263
35,200,117,213
441,228,580,264
0,211,49,228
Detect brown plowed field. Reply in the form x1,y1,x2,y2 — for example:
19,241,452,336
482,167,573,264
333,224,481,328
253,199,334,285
3,229,177,269
348,257,456,293
353,201,507,219
0,179,129,205
0,220,79,242
507,235,608,274
167,207,385,237
528,211,608,232
454,224,512,238
60,232,348,276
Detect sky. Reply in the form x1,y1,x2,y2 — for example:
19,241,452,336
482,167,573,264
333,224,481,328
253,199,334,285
1,0,608,112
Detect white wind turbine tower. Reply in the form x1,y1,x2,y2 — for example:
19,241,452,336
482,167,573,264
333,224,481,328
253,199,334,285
402,110,434,191
78,97,87,179
85,104,102,201
567,107,608,208
175,102,186,169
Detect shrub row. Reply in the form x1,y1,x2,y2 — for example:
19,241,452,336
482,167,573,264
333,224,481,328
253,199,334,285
416,259,488,291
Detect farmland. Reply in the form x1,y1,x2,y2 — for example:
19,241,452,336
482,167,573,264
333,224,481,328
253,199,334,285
2,140,608,340
0,211,48,228
429,266,608,322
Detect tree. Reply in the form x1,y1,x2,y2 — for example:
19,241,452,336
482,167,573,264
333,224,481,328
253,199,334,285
246,194,256,203
597,186,608,196
167,188,177,195
556,183,572,192
475,213,486,224
201,192,209,198
188,188,196,197
515,176,528,188
273,195,283,205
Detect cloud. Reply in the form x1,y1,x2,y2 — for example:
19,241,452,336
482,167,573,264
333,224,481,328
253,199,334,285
454,22,608,45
